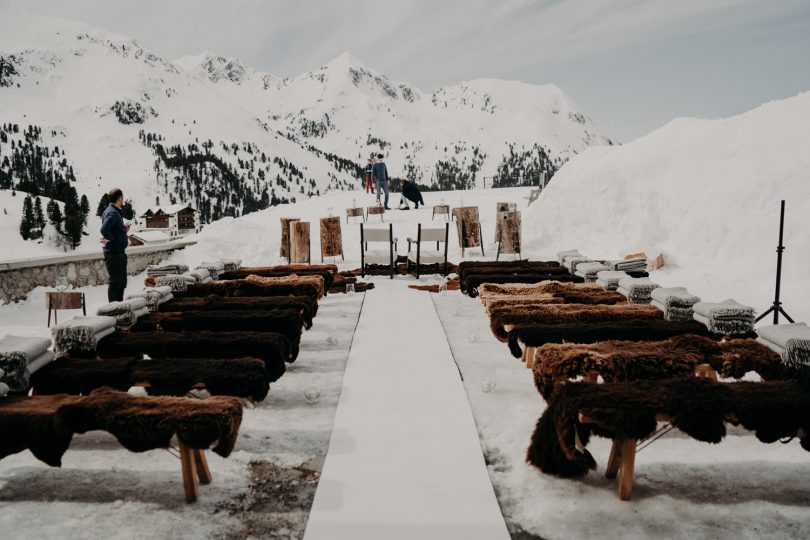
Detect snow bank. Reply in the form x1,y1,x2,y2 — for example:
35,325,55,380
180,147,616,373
524,92,810,322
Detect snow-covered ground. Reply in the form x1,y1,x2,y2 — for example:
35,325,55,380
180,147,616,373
0,291,365,540
433,291,810,539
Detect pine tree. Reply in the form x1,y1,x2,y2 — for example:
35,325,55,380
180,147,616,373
33,196,45,238
96,193,110,217
47,199,63,232
63,188,84,249
80,194,90,224
121,199,135,220
19,195,34,240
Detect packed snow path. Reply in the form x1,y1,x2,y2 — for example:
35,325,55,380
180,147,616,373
304,280,510,539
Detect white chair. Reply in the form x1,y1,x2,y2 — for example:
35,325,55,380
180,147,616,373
406,223,449,278
360,223,397,279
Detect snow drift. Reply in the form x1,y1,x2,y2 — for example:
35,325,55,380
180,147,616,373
524,92,810,322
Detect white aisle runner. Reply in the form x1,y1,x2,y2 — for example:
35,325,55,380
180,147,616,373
304,280,510,540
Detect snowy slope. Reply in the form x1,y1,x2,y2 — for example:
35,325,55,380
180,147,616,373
177,51,612,186
523,92,810,322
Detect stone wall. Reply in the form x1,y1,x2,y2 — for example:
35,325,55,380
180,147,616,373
0,241,195,303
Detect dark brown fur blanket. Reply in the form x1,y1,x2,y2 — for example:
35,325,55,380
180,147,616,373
0,387,242,467
179,279,320,301
526,378,810,477
94,331,291,381
457,260,561,289
489,303,662,342
160,296,317,329
31,357,269,401
219,265,336,289
532,335,790,398
506,319,729,358
130,309,305,361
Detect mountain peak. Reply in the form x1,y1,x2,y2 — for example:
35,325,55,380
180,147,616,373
320,52,368,71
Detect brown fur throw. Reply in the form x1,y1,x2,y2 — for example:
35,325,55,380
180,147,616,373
465,274,584,298
526,378,810,477
457,260,561,288
485,290,627,314
480,281,604,299
330,281,376,294
245,274,326,299
161,296,317,329
489,303,662,342
219,265,336,290
179,279,320,301
30,357,269,401
506,319,729,358
94,331,291,381
131,310,305,361
532,335,790,398
0,387,242,467
408,280,462,293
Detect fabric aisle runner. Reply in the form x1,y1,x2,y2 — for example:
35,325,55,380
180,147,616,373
304,280,510,540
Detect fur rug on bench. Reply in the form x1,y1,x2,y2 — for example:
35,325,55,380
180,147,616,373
94,331,292,381
131,309,305,361
179,279,321,301
464,274,584,298
506,319,748,358
0,387,242,467
457,261,566,293
219,265,337,290
244,274,326,299
484,289,627,314
526,378,810,477
31,356,269,401
160,295,317,329
489,303,662,342
532,335,790,398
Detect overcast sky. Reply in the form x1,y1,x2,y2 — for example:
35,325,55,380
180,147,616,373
11,0,810,141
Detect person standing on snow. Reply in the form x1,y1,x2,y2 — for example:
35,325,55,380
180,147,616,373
364,158,374,194
372,153,390,209
99,188,130,302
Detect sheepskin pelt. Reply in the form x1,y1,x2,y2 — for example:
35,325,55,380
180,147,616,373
489,303,662,342
458,262,567,293
161,295,317,329
131,309,305,361
219,266,336,290
526,378,810,478
465,274,584,298
479,281,603,298
30,356,269,401
532,335,789,398
506,319,744,358
0,387,242,467
179,279,321,302
485,290,627,314
245,274,326,299
94,331,291,381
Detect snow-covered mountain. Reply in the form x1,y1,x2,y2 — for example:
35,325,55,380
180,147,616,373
0,5,610,258
176,50,612,188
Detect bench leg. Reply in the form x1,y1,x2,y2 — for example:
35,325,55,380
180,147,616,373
194,449,212,485
525,347,536,369
618,439,637,501
605,439,622,479
179,442,199,503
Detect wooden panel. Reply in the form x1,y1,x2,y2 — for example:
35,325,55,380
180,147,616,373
367,205,385,215
455,207,481,249
47,292,84,310
346,207,363,218
279,218,301,258
290,221,311,264
320,216,343,258
498,211,522,254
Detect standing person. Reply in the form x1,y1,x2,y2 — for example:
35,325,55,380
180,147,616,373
99,188,130,302
371,153,390,209
364,158,374,194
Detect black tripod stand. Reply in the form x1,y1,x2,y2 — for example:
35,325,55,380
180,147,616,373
756,199,794,325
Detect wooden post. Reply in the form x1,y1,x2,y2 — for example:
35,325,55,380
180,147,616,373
179,442,199,503
194,449,212,484
290,221,311,264
280,218,300,260
320,216,344,261
618,439,637,501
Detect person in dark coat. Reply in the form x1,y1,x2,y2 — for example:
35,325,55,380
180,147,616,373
371,153,390,209
99,188,130,302
399,179,424,210
364,158,374,194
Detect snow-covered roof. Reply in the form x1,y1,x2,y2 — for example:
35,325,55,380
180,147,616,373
140,203,197,217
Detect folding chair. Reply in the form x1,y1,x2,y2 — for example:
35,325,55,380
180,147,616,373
406,223,450,278
360,223,397,279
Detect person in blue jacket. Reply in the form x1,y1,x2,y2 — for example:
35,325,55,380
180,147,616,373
99,188,130,301
371,153,390,209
